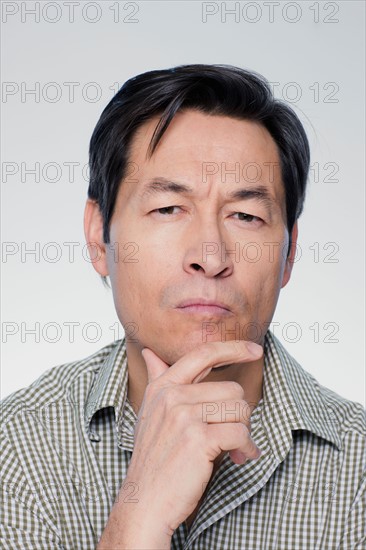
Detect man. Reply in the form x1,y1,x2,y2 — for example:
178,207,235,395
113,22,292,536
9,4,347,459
1,65,365,549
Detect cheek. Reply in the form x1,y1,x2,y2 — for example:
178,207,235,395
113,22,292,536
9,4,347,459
107,242,172,309
239,245,286,307
239,242,286,279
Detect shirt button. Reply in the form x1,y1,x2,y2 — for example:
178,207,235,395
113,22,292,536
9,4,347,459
89,431,101,442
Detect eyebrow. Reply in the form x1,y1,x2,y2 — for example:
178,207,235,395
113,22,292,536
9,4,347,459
227,186,275,212
140,177,192,197
140,177,277,218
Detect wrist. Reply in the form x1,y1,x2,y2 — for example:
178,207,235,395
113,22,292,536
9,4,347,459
97,490,173,549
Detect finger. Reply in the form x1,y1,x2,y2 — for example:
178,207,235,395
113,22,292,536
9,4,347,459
207,422,262,460
141,348,170,384
162,381,246,405
229,448,250,465
162,340,263,386
194,399,252,425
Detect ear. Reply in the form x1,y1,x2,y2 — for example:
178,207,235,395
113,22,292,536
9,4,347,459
83,199,109,277
281,221,298,289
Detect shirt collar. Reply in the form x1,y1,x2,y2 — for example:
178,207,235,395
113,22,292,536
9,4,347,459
84,338,137,450
262,330,342,459
84,330,342,453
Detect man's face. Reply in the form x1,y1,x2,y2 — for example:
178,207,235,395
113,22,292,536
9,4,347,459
88,110,296,365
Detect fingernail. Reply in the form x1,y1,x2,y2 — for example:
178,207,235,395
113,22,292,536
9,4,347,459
254,448,262,459
238,452,247,464
247,342,262,356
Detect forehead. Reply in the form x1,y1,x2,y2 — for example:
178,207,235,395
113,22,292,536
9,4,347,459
132,110,279,159
123,110,284,202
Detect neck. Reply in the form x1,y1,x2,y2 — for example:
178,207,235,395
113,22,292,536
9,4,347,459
126,341,264,417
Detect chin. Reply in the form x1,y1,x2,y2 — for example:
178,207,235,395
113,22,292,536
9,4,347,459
150,334,203,365
174,332,230,362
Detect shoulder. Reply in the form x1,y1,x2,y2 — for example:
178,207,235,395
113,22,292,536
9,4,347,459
0,340,119,431
267,331,365,446
316,380,366,434
285,348,366,445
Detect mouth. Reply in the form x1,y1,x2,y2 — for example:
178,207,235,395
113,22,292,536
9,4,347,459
175,299,232,316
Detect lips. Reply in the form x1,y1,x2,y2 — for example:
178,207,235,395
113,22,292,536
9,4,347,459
176,298,232,312
176,298,231,311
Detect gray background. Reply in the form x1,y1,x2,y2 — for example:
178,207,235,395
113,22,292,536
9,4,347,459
1,1,365,406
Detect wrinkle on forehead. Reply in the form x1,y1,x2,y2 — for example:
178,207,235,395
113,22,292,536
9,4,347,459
121,111,286,219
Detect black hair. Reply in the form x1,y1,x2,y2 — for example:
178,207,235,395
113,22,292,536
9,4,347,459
88,64,310,285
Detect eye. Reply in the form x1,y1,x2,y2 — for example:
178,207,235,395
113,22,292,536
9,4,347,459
152,206,181,215
232,212,262,223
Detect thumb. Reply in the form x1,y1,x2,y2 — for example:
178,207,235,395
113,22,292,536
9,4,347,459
141,347,170,384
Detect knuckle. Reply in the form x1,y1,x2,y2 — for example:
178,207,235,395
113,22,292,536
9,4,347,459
235,423,248,439
239,400,252,423
231,422,251,444
195,344,213,363
240,426,259,457
181,421,202,446
173,404,190,426
227,381,245,398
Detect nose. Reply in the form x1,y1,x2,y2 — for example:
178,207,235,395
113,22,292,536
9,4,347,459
182,214,234,278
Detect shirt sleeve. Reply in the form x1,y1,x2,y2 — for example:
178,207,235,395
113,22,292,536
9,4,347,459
1,431,65,550
337,471,366,549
